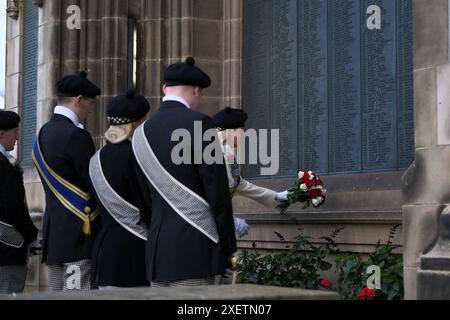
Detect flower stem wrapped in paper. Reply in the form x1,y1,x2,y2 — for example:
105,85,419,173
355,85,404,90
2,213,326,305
276,170,326,214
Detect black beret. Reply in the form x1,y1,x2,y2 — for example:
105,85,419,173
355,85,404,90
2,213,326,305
212,107,248,130
106,90,150,125
0,111,20,130
56,71,101,99
164,57,211,89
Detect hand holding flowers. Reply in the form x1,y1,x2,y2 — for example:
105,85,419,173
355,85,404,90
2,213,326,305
276,170,326,214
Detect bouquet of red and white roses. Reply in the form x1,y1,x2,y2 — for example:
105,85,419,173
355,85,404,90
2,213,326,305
277,170,327,214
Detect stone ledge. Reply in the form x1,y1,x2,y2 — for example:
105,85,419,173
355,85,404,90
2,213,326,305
2,285,339,301
236,211,402,225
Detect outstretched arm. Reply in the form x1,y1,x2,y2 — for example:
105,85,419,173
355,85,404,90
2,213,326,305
236,177,279,207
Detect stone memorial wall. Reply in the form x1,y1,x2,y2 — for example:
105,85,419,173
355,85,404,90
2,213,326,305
243,0,414,178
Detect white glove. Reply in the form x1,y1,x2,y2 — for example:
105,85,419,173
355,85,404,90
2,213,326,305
234,218,250,238
275,190,289,202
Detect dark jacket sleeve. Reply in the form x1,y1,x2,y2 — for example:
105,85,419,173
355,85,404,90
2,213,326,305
0,160,37,245
67,129,96,191
0,160,8,222
14,202,38,246
130,155,152,228
195,116,237,264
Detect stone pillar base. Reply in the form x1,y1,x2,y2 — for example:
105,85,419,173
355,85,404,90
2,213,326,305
417,269,450,300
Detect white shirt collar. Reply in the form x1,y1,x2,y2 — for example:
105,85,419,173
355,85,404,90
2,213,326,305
162,95,191,109
54,106,84,129
0,144,8,158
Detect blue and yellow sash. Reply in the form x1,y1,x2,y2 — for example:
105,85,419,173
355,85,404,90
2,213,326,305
32,133,99,236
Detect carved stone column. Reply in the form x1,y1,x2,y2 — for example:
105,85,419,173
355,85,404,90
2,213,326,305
7,0,19,19
417,206,450,299
223,0,242,108
403,0,450,300
141,0,165,111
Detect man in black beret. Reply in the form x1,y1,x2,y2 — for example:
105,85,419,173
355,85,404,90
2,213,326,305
212,107,289,238
88,90,152,289
133,57,237,287
0,111,38,294
33,71,101,291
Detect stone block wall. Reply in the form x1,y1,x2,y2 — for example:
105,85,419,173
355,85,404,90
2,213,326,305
402,0,450,300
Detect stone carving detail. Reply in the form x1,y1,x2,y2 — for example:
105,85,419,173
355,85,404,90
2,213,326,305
421,205,450,271
7,0,19,19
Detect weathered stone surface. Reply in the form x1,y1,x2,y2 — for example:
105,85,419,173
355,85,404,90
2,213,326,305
417,270,450,300
413,0,449,69
414,67,437,149
6,37,21,75
404,267,418,300
3,285,339,300
24,182,46,213
197,96,223,117
236,212,402,254
402,205,442,268
420,206,450,270
407,0,450,301
5,77,20,111
193,20,222,59
437,63,450,146
144,20,163,59
402,148,450,205
194,0,223,19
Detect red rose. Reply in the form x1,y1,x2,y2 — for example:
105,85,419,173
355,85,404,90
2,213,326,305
308,189,323,199
320,279,332,288
359,288,368,300
359,287,376,300
301,171,311,184
306,180,315,188
313,178,323,187
366,288,376,298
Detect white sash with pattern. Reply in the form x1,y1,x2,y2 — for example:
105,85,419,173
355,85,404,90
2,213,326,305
89,150,148,240
132,125,219,243
0,221,24,248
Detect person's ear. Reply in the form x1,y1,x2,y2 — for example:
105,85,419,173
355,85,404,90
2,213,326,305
75,95,83,105
194,86,202,97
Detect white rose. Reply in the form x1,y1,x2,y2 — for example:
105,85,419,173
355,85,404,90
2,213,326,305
300,184,308,192
298,171,305,180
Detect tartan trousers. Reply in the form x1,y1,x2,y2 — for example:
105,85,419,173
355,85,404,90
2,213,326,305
0,265,28,294
47,259,91,292
151,277,215,288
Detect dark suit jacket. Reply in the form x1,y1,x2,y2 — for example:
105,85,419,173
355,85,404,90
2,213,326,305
89,141,151,287
141,100,237,282
36,114,100,265
0,152,38,266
